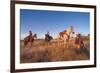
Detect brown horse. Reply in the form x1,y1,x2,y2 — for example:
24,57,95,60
75,33,84,50
23,31,37,48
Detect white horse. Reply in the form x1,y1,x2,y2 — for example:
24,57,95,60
58,26,75,48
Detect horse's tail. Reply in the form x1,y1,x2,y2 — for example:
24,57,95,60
23,36,29,46
24,39,27,46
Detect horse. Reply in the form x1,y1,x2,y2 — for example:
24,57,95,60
58,26,75,48
23,33,37,48
75,33,83,49
45,32,53,45
74,33,90,57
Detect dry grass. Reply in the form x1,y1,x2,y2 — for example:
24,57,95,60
20,38,90,63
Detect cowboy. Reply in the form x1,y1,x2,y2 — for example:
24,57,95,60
45,32,53,42
29,30,32,37
24,30,34,47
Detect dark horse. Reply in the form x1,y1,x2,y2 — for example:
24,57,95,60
23,31,37,47
45,33,53,43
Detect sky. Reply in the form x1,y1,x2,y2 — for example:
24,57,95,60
20,9,90,39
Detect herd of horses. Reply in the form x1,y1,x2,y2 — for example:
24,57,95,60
23,26,86,51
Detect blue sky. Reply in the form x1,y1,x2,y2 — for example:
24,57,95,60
20,9,90,39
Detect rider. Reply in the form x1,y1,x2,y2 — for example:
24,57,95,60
29,30,32,36
45,31,52,42
28,30,33,42
75,33,84,50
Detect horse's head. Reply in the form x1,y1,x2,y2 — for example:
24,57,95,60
76,33,81,38
67,26,75,35
33,34,37,39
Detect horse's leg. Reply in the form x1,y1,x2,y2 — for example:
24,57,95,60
29,41,33,48
24,36,30,49
66,41,69,48
48,42,49,46
24,40,26,48
28,37,34,48
64,39,69,48
58,38,60,47
24,41,28,49
64,39,66,48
